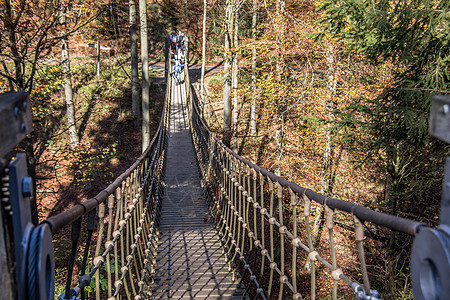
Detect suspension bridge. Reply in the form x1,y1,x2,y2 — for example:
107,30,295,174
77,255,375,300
0,53,449,300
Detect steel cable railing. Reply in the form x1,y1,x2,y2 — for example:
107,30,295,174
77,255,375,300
183,64,428,299
42,61,172,300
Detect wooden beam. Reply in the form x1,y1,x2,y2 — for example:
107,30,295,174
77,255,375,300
0,91,33,158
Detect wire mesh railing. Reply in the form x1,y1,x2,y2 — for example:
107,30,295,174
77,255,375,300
42,65,172,300
184,64,429,299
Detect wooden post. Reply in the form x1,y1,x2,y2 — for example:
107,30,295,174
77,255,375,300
96,41,100,77
165,35,169,80
0,91,33,299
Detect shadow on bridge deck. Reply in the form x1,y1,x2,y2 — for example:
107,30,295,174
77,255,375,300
151,76,242,299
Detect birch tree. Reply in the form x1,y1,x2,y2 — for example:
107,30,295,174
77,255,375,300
201,0,207,114
311,42,337,246
274,0,285,163
60,5,79,150
130,0,140,121
232,5,239,152
222,0,233,147
250,0,258,135
140,0,150,152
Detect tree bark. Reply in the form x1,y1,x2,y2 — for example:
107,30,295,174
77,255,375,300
60,7,79,150
201,0,207,117
232,5,239,152
130,0,140,121
222,0,233,148
96,40,100,77
139,0,150,152
312,42,337,246
5,0,23,90
251,0,257,136
274,0,285,175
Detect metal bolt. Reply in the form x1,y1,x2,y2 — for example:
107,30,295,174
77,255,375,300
20,123,26,132
22,101,27,111
442,104,450,115
14,107,19,117
22,177,32,197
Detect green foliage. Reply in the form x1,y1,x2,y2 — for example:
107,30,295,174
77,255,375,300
31,65,64,100
82,256,122,294
321,0,450,88
322,0,450,214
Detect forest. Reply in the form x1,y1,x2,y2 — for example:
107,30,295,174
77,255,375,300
1,0,449,298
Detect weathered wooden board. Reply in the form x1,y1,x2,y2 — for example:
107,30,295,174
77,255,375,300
151,80,242,299
0,91,33,158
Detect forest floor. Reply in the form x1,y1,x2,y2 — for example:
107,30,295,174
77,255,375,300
34,59,165,221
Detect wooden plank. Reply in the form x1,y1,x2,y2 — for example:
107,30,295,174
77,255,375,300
0,91,32,158
151,79,242,300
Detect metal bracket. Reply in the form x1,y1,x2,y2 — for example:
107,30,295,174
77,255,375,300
9,154,55,300
411,95,450,299
8,153,33,300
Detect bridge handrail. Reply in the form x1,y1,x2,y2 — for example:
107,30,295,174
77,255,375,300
42,59,172,300
185,64,431,299
190,83,426,237
43,98,167,234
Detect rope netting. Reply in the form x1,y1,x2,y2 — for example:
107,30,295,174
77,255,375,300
184,64,427,299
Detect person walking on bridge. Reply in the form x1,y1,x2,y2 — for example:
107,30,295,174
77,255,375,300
170,30,178,53
177,31,185,52
174,47,184,61
172,60,185,84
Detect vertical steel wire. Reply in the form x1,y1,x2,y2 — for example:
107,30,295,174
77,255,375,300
106,195,114,298
303,194,316,300
325,205,337,300
267,179,275,297
277,182,285,300
95,203,105,300
114,187,122,281
289,189,302,299
259,173,266,281
64,217,82,300
354,215,371,295
80,210,96,300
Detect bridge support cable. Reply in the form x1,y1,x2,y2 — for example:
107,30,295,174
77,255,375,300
185,66,435,299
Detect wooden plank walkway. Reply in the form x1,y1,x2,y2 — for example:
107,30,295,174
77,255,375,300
151,75,242,299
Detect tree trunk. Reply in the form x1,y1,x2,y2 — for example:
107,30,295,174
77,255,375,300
201,0,207,117
60,7,79,150
139,0,150,152
251,0,257,136
232,5,239,152
5,0,23,90
274,0,285,175
130,0,140,121
312,42,337,246
222,0,233,148
96,40,100,77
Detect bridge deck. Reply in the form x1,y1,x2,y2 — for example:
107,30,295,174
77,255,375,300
151,76,242,299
